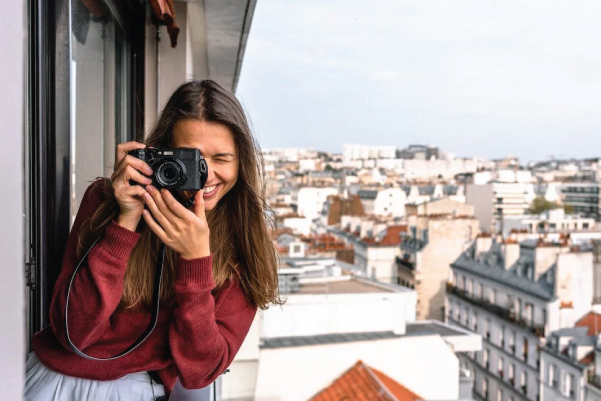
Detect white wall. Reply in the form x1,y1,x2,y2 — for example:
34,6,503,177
282,217,311,236
0,0,25,397
374,187,407,217
261,288,416,339
254,335,459,401
221,312,260,401
297,187,339,220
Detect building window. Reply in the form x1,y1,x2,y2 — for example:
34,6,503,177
509,364,515,385
521,371,528,394
461,275,467,290
483,378,489,399
485,319,491,341
522,338,528,363
499,326,505,348
448,300,453,318
476,283,483,298
464,306,469,326
525,303,533,325
498,357,504,378
584,222,590,229
492,289,497,304
484,348,490,370
565,373,575,398
497,389,503,401
468,279,474,295
510,331,516,354
472,312,478,332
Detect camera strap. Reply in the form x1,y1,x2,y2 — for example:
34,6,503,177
64,234,165,361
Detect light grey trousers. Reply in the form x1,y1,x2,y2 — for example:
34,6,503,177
24,353,166,401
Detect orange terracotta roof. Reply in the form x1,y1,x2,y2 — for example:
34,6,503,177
309,360,421,401
576,312,601,336
361,225,407,247
580,351,595,366
371,367,421,401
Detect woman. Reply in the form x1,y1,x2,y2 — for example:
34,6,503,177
26,79,281,400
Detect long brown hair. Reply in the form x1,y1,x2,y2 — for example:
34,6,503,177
77,80,282,309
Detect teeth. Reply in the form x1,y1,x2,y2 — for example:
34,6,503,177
203,185,217,194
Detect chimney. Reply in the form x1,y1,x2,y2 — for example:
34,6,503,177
475,234,493,259
503,242,520,270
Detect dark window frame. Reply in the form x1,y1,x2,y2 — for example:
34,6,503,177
26,0,146,343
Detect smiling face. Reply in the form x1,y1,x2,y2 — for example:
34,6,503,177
172,119,239,211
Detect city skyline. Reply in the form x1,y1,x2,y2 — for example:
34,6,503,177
236,0,601,163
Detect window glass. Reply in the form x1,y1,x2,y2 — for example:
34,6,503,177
70,1,131,220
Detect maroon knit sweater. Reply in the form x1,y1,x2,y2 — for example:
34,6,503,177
31,182,257,391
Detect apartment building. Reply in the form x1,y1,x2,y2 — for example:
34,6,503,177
466,182,537,233
501,208,597,238
357,187,408,217
297,186,340,220
540,319,601,401
397,198,479,320
226,266,481,401
562,182,601,222
446,235,598,401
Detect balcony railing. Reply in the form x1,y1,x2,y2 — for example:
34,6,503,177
396,256,415,270
401,237,426,251
446,283,546,337
588,371,601,390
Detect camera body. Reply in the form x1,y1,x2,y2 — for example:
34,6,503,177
128,148,208,191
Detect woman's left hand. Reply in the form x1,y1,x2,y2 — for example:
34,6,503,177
142,186,211,259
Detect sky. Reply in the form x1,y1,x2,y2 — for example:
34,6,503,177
235,0,601,163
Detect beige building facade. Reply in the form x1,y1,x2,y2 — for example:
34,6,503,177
397,198,479,320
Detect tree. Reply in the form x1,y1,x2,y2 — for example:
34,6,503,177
528,196,572,214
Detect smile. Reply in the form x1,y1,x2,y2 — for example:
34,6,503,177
202,184,220,197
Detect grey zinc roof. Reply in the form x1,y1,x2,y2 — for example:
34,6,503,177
444,185,459,196
260,331,401,349
451,254,555,301
405,321,468,337
553,327,589,337
418,185,435,196
357,190,378,200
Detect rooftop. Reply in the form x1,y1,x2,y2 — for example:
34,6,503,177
576,312,601,336
294,278,394,295
451,252,555,301
261,322,473,350
309,360,421,401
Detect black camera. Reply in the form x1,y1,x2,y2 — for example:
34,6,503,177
128,148,208,191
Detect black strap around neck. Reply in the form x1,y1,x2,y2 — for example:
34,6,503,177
64,235,165,361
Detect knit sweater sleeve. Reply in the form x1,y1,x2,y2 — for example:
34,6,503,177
49,181,141,351
169,256,258,389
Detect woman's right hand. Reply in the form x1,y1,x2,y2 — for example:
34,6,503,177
111,142,154,231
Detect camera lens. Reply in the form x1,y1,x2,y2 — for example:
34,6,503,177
156,160,185,189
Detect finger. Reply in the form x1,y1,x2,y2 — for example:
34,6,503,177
122,165,153,187
112,155,153,181
161,190,192,220
142,210,168,242
143,188,174,231
194,191,206,220
115,142,146,167
123,184,147,198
